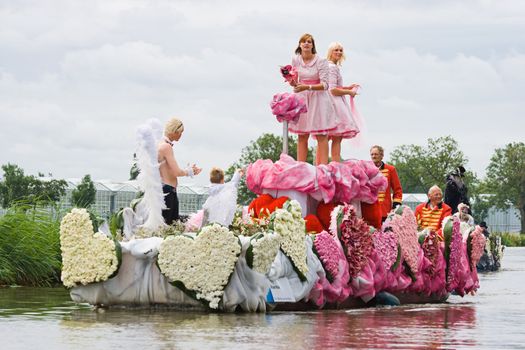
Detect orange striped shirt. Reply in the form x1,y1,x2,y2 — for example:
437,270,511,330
414,201,452,231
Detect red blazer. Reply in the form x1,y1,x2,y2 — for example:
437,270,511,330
378,163,403,218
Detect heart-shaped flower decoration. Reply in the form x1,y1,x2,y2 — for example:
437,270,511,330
60,208,121,288
157,223,241,309
270,200,308,281
246,231,280,274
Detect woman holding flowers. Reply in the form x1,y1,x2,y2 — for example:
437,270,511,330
289,33,338,165
326,42,360,162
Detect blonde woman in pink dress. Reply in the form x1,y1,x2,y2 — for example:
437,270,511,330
326,42,360,162
289,33,338,165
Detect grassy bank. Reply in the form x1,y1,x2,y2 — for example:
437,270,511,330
0,205,62,286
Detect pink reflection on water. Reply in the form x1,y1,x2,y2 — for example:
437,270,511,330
312,305,477,349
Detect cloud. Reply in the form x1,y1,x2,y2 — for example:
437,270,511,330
0,0,524,185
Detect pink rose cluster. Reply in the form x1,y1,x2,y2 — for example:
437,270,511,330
338,205,374,278
372,229,398,271
383,206,420,275
469,226,487,270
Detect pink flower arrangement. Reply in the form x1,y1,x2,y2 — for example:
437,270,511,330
313,231,344,282
308,231,352,307
337,204,374,278
372,229,399,271
446,216,471,295
270,92,307,123
421,230,440,277
468,226,487,270
383,206,420,276
280,65,298,84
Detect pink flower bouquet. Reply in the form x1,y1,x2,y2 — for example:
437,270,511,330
280,65,298,85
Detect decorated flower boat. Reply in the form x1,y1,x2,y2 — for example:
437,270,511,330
60,120,486,312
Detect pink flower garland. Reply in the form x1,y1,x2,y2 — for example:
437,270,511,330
338,205,374,279
372,229,399,271
384,206,420,276
421,230,440,276
308,231,352,307
313,231,343,282
446,216,473,296
469,226,487,270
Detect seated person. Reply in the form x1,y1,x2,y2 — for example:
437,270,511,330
453,203,475,226
202,168,244,227
415,185,452,233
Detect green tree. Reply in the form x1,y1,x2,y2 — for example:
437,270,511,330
484,142,525,234
0,164,67,208
390,136,474,193
71,174,97,208
0,164,33,207
226,133,314,204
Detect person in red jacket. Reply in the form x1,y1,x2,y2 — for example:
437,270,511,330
415,185,452,232
370,145,403,221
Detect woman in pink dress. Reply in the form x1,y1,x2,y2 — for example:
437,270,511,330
326,42,360,162
289,33,338,165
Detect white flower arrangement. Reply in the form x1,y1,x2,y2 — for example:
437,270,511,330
271,200,309,280
157,223,241,309
246,231,281,274
60,208,121,288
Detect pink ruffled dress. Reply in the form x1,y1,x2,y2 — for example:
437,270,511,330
327,62,359,138
288,55,339,135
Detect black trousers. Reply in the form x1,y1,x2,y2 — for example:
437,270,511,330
162,184,179,225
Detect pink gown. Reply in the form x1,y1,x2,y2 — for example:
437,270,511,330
288,55,339,135
327,62,360,138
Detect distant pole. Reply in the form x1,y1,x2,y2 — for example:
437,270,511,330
282,121,289,155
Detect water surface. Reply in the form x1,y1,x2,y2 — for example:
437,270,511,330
1,247,524,349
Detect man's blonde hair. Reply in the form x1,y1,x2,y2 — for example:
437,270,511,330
210,167,225,184
164,118,184,136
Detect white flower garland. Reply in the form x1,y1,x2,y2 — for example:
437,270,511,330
157,223,241,309
271,200,308,280
247,231,281,274
60,208,121,288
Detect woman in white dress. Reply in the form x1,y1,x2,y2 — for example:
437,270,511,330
326,42,360,162
288,33,339,165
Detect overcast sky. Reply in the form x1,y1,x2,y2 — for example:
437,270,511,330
1,0,523,186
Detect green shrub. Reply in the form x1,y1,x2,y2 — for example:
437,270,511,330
0,203,62,286
495,232,525,247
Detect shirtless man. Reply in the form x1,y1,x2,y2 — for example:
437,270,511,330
158,118,202,224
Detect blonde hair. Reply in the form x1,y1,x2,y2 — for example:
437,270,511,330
164,118,184,136
210,167,225,184
370,145,384,156
327,42,346,65
295,33,317,55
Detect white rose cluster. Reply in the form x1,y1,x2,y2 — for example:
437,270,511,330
157,223,241,309
248,231,281,274
272,200,308,279
60,208,120,288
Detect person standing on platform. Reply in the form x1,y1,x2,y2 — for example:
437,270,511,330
157,118,202,225
370,145,403,221
325,42,360,162
288,33,338,165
